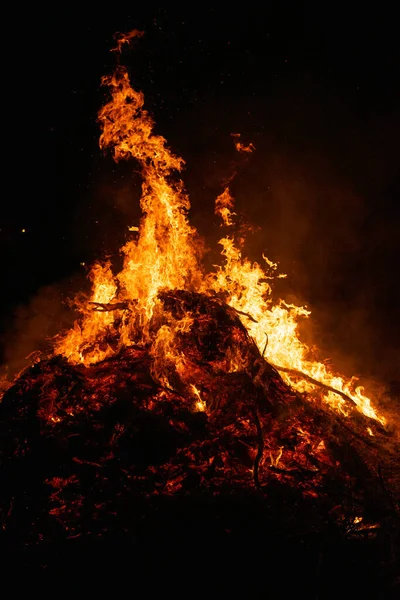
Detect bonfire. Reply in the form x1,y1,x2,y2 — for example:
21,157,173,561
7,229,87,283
0,31,399,593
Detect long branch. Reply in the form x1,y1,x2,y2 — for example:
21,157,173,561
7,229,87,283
270,363,359,410
232,307,259,323
235,308,362,412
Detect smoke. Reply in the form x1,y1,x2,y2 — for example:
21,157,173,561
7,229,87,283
0,278,83,382
232,152,398,389
259,169,397,389
176,82,399,394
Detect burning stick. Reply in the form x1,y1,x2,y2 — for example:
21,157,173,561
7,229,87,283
89,301,130,311
232,308,259,324
238,307,383,424
270,363,371,417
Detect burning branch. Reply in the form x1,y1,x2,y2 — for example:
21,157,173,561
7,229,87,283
232,307,259,324
270,363,366,414
89,301,130,312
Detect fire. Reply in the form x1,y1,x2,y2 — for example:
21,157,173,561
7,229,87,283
111,29,144,54
231,132,255,154
215,188,236,227
54,31,386,428
56,262,118,365
203,218,385,425
190,384,207,412
269,447,283,467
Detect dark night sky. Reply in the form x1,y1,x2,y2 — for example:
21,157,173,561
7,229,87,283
1,6,399,386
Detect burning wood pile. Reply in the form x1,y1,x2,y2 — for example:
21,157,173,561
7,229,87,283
0,31,399,593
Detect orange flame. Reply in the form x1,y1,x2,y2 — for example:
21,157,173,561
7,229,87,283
215,187,236,227
55,63,203,361
204,190,386,425
231,133,255,154
111,29,144,54
55,35,386,428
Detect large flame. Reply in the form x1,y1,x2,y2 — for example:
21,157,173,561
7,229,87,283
55,62,202,364
204,191,384,424
55,32,385,427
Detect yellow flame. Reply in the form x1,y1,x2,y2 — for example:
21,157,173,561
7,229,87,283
54,36,386,428
190,384,207,412
203,217,386,425
270,447,283,467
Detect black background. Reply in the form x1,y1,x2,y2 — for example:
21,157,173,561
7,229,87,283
1,6,399,388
